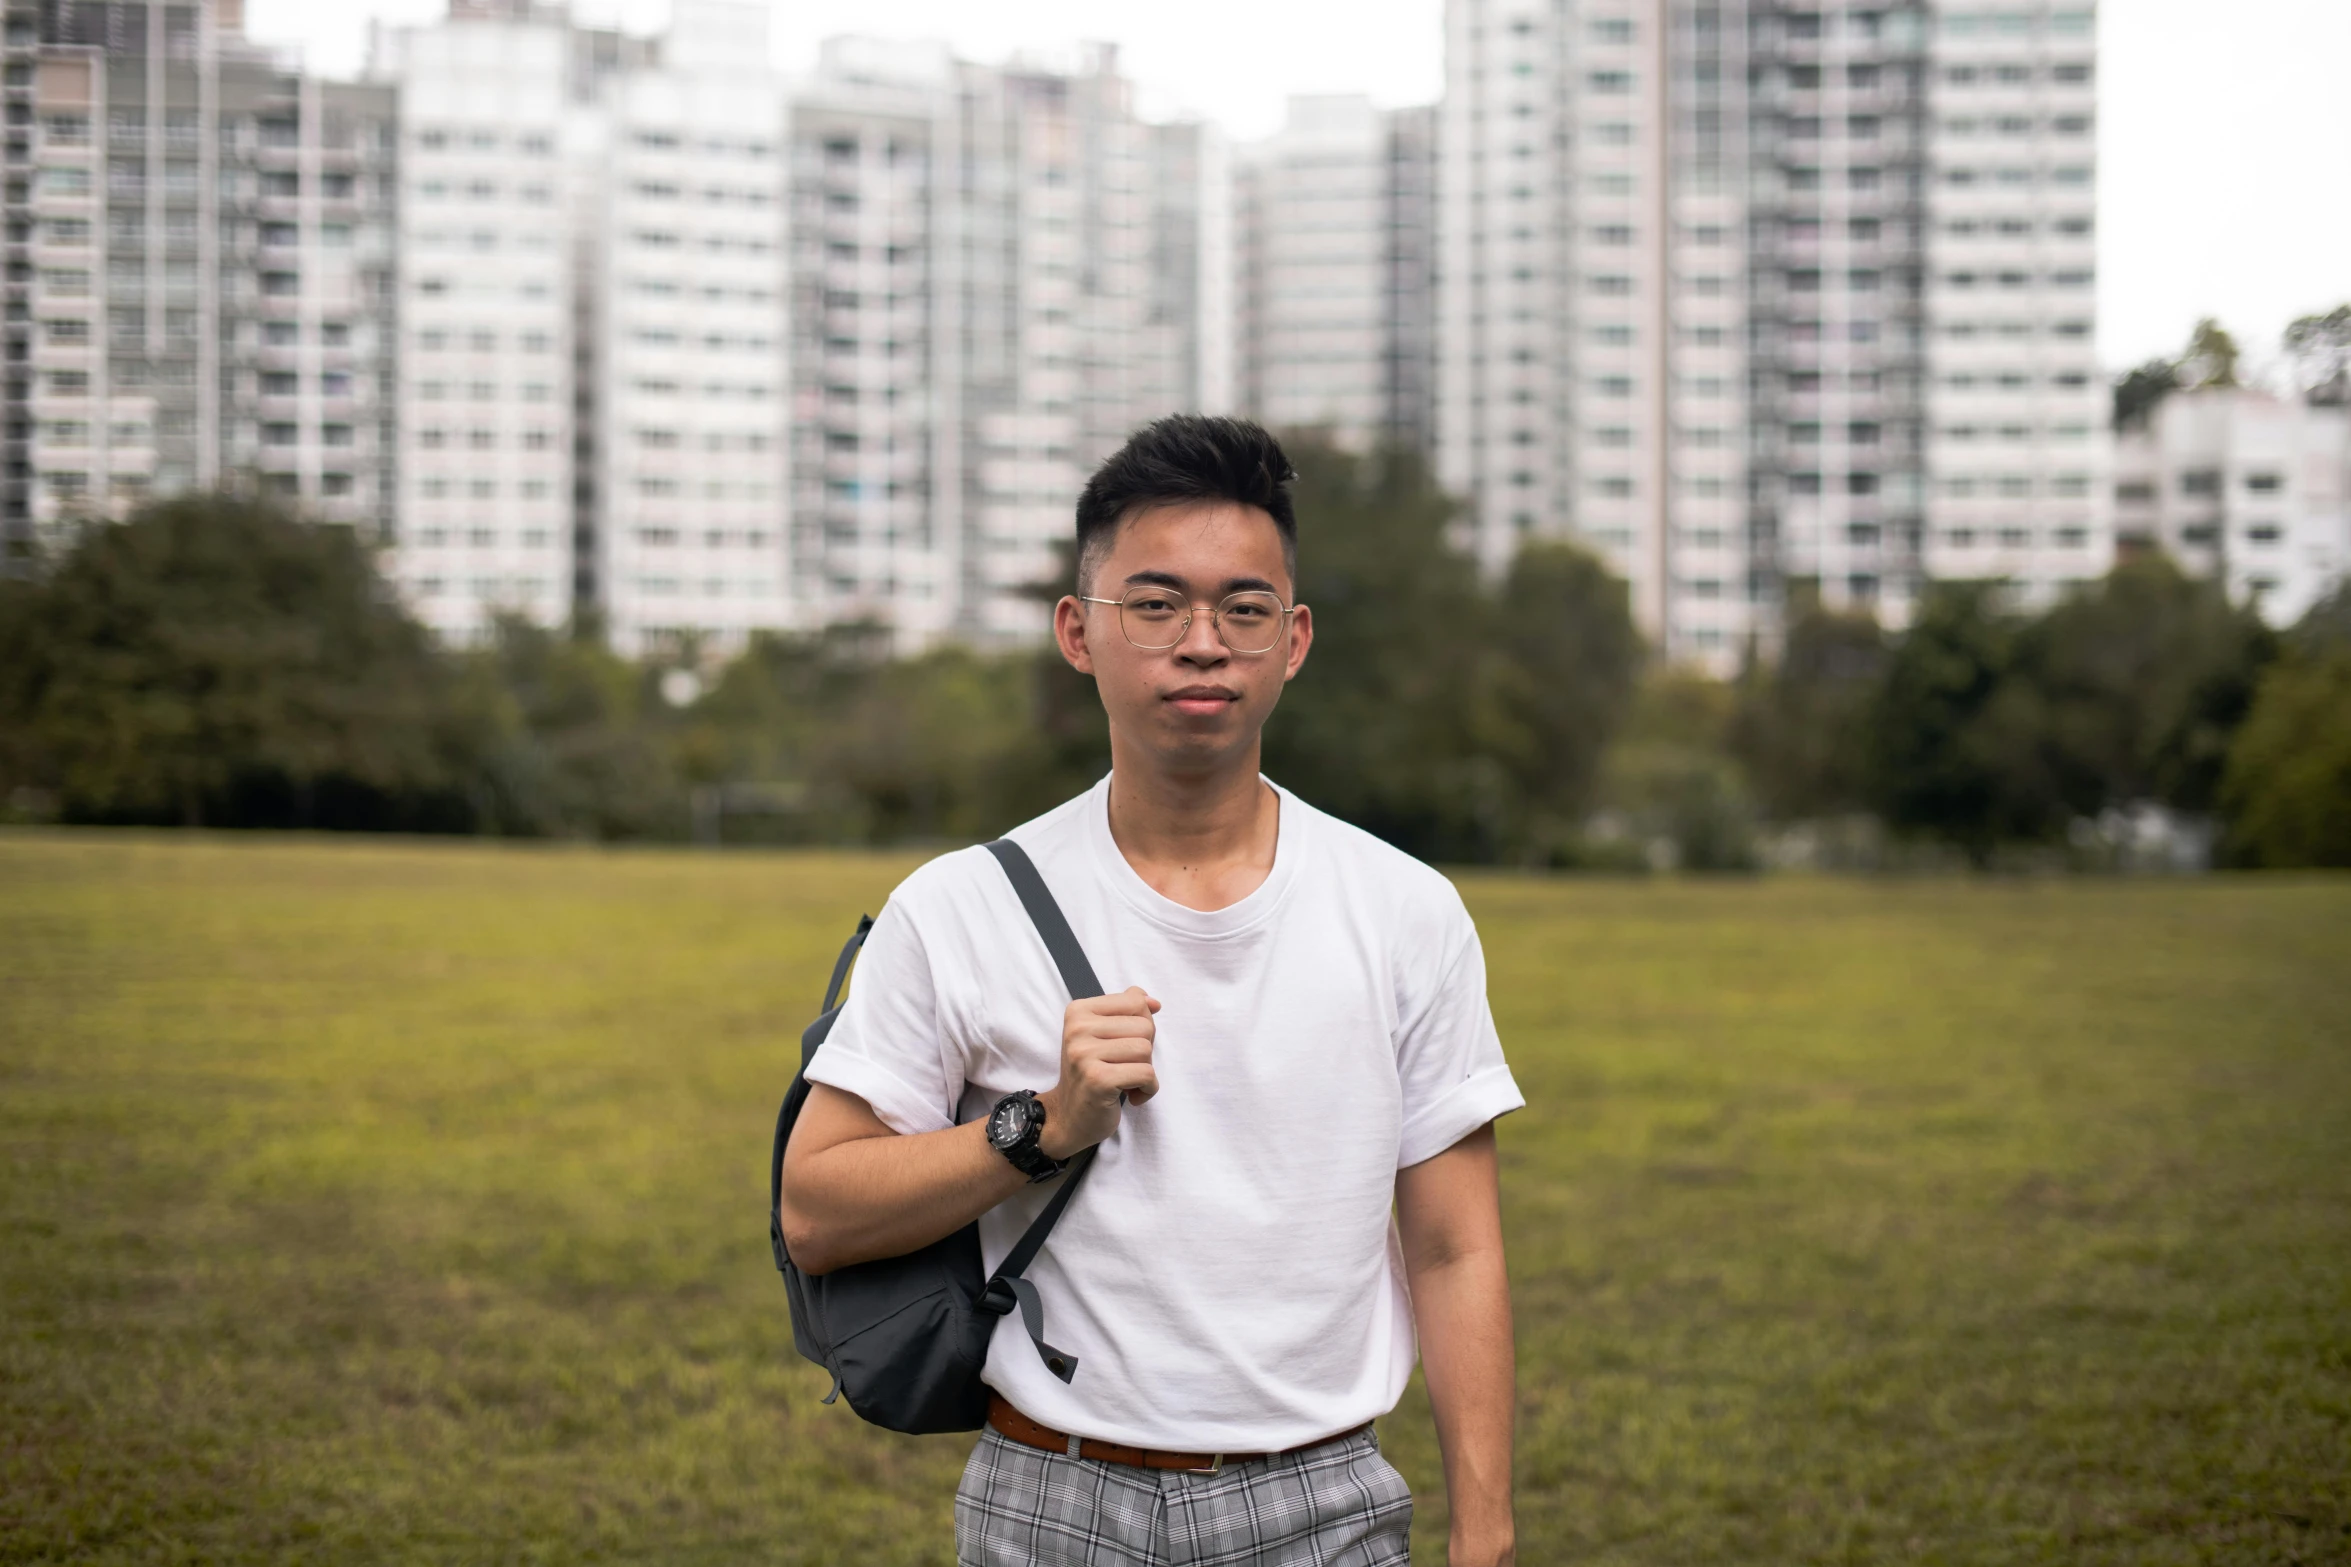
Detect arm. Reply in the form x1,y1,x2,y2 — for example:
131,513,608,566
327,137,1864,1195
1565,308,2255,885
778,986,1161,1276
1395,1122,1515,1567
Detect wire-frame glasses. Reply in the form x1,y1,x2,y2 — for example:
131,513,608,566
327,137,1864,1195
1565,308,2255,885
1078,587,1296,654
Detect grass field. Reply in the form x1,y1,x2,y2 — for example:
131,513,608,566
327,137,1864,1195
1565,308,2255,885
2,833,2347,1566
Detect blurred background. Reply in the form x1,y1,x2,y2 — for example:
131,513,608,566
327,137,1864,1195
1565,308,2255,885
1,2,2347,1563
0,0,2344,866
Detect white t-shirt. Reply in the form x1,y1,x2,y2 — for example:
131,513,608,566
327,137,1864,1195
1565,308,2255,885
805,775,1524,1452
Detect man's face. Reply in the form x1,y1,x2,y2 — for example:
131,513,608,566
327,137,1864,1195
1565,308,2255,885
1052,501,1313,776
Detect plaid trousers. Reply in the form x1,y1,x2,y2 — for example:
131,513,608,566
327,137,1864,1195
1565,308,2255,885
955,1425,1413,1567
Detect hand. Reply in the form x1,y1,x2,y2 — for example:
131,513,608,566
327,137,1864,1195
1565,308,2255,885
1038,986,1159,1159
1447,1527,1515,1567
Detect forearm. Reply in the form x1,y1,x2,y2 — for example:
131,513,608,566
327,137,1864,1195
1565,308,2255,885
782,986,1157,1276
781,1112,1027,1274
1410,1242,1516,1562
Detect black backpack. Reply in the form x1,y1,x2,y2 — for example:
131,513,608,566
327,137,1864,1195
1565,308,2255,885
767,839,1103,1434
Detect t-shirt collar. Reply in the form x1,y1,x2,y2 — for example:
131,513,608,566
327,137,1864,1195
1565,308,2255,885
1083,773,1303,940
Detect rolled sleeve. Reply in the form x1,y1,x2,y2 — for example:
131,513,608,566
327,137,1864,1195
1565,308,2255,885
802,901,964,1136
1398,1062,1526,1168
1392,917,1523,1168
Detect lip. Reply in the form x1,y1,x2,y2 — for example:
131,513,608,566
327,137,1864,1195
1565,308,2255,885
1162,685,1241,716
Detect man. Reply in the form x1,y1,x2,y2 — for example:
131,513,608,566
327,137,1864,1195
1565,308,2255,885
780,416,1522,1566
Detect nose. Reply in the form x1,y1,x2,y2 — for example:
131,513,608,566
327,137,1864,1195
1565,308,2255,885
1172,602,1229,666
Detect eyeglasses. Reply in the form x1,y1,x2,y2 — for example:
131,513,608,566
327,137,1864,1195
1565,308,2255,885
1078,587,1297,654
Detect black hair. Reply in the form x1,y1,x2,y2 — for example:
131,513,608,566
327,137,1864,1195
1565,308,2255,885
1073,415,1298,590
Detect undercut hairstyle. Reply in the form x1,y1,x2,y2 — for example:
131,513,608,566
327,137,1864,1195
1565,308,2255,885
1073,415,1298,592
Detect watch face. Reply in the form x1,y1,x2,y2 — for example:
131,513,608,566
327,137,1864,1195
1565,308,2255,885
989,1095,1033,1148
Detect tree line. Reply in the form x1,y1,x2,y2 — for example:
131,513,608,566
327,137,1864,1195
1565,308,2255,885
2,440,2346,868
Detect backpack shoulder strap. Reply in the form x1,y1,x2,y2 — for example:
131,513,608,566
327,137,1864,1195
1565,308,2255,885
982,839,1102,1000
976,837,1104,1383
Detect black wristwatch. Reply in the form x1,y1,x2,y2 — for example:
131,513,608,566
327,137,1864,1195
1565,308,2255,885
986,1090,1067,1183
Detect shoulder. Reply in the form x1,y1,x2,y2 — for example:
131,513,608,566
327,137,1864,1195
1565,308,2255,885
878,785,1100,928
1283,787,1476,941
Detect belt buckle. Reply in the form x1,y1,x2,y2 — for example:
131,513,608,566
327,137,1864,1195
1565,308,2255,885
1184,1453,1225,1476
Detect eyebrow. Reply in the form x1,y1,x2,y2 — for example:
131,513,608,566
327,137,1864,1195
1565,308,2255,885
1121,569,1283,596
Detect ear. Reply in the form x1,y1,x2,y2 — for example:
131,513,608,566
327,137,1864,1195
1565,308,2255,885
1054,594,1097,675
1281,602,1313,683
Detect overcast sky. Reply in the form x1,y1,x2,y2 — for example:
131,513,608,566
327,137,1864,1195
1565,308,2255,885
250,0,2351,378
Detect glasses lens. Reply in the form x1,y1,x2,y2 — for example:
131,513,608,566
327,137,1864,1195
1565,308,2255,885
1215,592,1287,653
1119,588,1189,649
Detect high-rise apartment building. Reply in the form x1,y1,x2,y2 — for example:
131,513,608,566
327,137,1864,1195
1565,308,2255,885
786,39,1225,650
586,1,789,658
1438,0,2104,667
1912,5,2107,615
1438,0,1753,663
2115,389,2351,627
373,0,790,655
1234,96,1437,456
370,14,1217,654
370,2,582,642
0,0,396,570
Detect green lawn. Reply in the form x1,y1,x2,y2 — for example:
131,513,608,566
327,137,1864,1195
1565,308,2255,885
2,835,2346,1565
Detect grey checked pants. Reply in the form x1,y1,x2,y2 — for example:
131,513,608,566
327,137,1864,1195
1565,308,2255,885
955,1425,1413,1566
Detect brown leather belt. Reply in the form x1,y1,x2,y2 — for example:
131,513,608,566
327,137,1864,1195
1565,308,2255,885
987,1393,1369,1476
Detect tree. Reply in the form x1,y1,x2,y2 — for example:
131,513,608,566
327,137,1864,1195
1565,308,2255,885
2112,356,2179,432
2014,556,2275,816
2287,580,2351,657
1488,540,1643,844
1865,581,2027,861
1259,438,1641,863
2219,648,2351,867
1601,670,1758,871
1260,439,1506,860
454,616,683,839
1730,591,1889,818
2181,317,2242,390
0,493,470,828
2283,304,2351,407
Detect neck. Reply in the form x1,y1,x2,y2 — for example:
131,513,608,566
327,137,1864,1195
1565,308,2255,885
1103,736,1279,911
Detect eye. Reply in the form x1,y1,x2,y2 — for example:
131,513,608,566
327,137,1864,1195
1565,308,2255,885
1126,593,1183,616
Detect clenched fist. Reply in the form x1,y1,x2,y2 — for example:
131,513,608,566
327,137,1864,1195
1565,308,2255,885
1037,986,1159,1160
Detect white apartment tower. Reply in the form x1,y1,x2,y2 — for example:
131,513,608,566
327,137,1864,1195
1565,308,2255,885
1439,0,1754,664
587,1,789,658
1439,0,2105,666
1235,96,1438,456
787,40,1225,650
2115,389,2351,627
374,0,790,654
1,0,397,564
1913,4,2107,615
371,2,579,642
